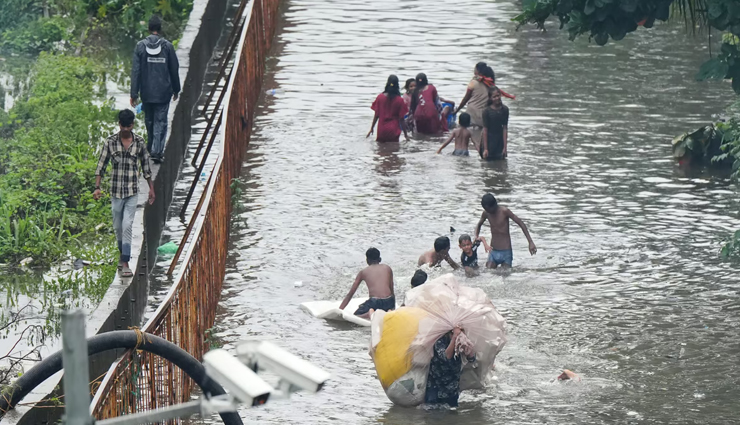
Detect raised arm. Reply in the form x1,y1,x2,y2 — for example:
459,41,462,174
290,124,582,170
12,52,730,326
436,132,455,154
507,209,537,255
455,89,473,114
339,271,363,310
477,236,491,252
474,211,487,240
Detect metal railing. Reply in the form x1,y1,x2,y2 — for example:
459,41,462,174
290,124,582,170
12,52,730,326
90,0,280,419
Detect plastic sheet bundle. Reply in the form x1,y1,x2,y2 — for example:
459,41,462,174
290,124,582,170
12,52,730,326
370,274,507,406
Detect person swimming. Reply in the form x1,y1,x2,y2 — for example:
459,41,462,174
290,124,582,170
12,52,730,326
339,247,395,318
418,236,461,270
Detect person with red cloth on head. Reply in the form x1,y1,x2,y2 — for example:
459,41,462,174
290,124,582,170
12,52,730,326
455,62,514,149
367,75,410,142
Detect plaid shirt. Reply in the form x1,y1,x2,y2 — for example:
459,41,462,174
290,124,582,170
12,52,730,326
95,131,152,199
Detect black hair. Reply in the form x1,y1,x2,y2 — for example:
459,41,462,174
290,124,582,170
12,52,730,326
149,15,162,33
119,109,135,127
487,86,501,106
434,236,450,253
384,75,401,100
410,72,429,115
485,66,495,83
405,78,415,92
459,112,471,127
366,247,381,264
458,234,472,244
475,62,487,75
482,193,498,210
411,269,428,288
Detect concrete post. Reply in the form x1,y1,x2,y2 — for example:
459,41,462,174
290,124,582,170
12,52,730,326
61,310,94,425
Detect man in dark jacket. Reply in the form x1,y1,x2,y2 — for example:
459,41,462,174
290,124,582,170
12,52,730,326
130,15,181,163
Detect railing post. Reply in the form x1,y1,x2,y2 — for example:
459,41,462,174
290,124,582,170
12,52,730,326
61,310,94,425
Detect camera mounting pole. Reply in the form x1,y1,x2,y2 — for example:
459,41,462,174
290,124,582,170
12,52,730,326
61,310,94,425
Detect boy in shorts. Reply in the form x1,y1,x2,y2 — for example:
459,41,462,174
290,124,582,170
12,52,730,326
474,193,536,268
339,248,395,318
436,113,475,156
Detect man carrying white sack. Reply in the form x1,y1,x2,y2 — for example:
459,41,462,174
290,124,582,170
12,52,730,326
369,273,507,408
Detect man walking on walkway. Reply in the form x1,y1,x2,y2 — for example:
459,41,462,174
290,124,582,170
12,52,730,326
130,15,180,163
94,110,156,278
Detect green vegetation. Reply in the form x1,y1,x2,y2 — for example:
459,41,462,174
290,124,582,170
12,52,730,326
0,0,194,55
0,0,194,265
515,0,740,257
0,53,115,264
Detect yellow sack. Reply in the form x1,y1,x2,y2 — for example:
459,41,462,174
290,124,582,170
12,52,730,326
372,307,427,389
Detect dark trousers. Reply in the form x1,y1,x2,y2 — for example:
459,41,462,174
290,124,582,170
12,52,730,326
143,102,170,157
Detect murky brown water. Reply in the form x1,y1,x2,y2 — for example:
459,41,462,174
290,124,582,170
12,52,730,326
204,0,740,423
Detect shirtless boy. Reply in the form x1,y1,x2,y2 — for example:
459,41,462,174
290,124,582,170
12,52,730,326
339,248,395,319
418,236,461,270
436,113,476,156
474,193,536,268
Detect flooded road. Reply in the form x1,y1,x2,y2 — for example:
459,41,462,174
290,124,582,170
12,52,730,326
208,0,740,423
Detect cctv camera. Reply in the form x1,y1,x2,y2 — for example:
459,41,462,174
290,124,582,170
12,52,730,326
236,341,331,394
203,349,272,407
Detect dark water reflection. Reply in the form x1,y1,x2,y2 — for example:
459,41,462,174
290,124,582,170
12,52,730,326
208,0,740,423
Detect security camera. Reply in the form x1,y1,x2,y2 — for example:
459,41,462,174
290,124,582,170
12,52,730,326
203,349,272,406
236,341,331,394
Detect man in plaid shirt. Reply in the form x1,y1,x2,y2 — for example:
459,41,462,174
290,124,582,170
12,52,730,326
94,110,156,277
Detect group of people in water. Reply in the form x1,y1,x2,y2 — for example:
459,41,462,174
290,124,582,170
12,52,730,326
367,62,513,160
337,190,538,407
337,63,540,408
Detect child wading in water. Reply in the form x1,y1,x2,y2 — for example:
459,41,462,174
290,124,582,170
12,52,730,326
418,236,461,270
474,193,536,268
436,113,475,156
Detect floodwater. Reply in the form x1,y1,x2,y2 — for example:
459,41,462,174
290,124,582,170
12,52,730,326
207,0,740,423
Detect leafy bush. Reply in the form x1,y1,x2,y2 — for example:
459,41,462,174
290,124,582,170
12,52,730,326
515,1,740,93
0,53,117,264
0,16,72,54
0,0,195,55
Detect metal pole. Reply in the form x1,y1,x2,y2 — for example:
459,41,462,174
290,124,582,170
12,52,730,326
179,112,222,219
61,310,93,425
95,400,202,425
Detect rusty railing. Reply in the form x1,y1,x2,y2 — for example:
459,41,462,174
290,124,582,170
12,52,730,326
90,0,280,419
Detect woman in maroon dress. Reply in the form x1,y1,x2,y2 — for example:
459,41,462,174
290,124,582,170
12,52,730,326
409,73,451,135
367,75,409,142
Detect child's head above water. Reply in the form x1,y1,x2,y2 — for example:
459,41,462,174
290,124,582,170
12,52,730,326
434,236,451,254
482,193,498,213
458,112,471,128
459,234,474,255
405,78,416,94
411,269,428,288
366,247,381,265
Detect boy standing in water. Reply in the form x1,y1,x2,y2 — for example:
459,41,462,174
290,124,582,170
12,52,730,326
339,248,395,319
418,236,461,270
474,193,536,268
436,113,475,156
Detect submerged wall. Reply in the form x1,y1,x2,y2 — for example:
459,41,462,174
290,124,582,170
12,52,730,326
0,0,228,423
